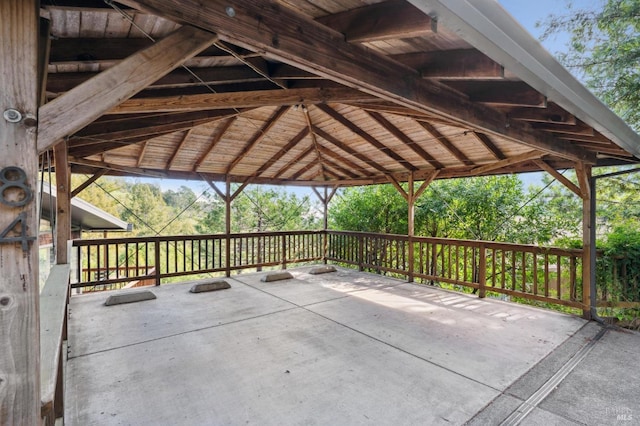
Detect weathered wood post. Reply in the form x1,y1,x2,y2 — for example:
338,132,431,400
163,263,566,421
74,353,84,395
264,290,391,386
0,0,41,423
54,141,70,265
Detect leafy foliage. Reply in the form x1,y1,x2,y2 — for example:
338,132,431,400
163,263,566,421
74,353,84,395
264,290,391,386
539,0,640,130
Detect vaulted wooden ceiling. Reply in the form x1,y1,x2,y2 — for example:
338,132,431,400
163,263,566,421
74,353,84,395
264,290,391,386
39,0,640,187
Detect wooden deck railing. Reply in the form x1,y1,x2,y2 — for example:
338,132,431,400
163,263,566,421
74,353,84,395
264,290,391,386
71,231,324,289
326,231,586,309
72,230,640,311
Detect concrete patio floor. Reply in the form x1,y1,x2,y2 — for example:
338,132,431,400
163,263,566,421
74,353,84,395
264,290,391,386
65,266,639,425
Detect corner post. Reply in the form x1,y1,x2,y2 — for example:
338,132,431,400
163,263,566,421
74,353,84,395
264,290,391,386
577,164,593,319
407,173,415,282
0,0,41,423
54,141,70,264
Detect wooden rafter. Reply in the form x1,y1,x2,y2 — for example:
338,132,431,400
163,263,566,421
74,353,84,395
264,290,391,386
112,87,376,114
166,129,193,170
316,0,436,43
70,157,169,178
70,169,108,198
316,145,374,177
418,121,474,166
38,25,217,152
273,145,315,179
252,127,310,178
312,125,390,175
471,150,543,175
367,111,443,169
472,132,506,160
317,104,417,171
118,0,595,164
320,156,359,179
392,49,504,80
507,106,577,125
533,159,582,198
193,117,237,171
137,140,149,167
69,133,174,158
303,107,328,180
226,106,289,174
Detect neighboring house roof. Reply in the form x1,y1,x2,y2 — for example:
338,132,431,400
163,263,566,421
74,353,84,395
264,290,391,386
40,183,130,232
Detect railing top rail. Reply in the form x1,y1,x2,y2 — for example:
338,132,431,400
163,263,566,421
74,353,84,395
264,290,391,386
72,229,325,246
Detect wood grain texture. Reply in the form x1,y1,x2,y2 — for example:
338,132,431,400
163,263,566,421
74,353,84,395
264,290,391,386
118,0,594,163
38,25,217,152
0,0,41,423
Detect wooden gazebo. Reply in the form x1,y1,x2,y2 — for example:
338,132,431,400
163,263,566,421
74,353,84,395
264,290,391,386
2,0,640,423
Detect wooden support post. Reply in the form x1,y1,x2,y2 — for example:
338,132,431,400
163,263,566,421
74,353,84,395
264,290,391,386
54,141,70,264
407,173,415,282
225,179,232,277
478,243,487,298
312,186,337,264
0,0,41,423
577,164,593,319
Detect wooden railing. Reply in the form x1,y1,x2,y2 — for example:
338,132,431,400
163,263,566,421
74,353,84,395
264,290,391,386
72,231,324,288
72,230,601,310
327,231,586,309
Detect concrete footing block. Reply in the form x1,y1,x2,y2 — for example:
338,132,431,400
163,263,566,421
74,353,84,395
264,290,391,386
309,265,337,275
105,290,156,306
261,271,294,282
190,280,231,293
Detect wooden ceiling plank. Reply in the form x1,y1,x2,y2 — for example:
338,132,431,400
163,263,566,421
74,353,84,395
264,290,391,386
290,158,319,180
70,169,107,198
38,25,218,152
118,0,594,164
225,105,289,174
317,104,417,171
69,133,175,158
418,121,474,166
472,132,506,161
193,116,237,171
166,129,193,170
367,111,443,169
315,0,436,43
318,154,359,179
471,150,543,175
311,125,390,175
533,159,582,198
112,87,376,113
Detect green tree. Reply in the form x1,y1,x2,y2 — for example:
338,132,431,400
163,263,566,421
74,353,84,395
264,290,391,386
539,0,640,130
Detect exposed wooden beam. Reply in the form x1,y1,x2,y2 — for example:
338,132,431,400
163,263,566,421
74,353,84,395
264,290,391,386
290,154,319,180
320,156,359,179
533,159,582,198
69,133,175,158
533,122,595,136
367,111,443,169
471,150,543,175
226,106,289,174
506,105,577,125
193,117,237,171
70,169,108,198
472,132,506,161
38,25,217,152
575,163,591,200
253,127,309,178
392,49,504,80
47,66,268,93
316,145,374,177
273,145,315,179
387,175,408,201
166,129,193,170
316,0,436,43
415,170,441,199
446,81,547,108
418,121,474,166
118,0,594,164
111,87,376,114
69,157,169,178
74,109,240,140
312,125,390,175
317,104,417,171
